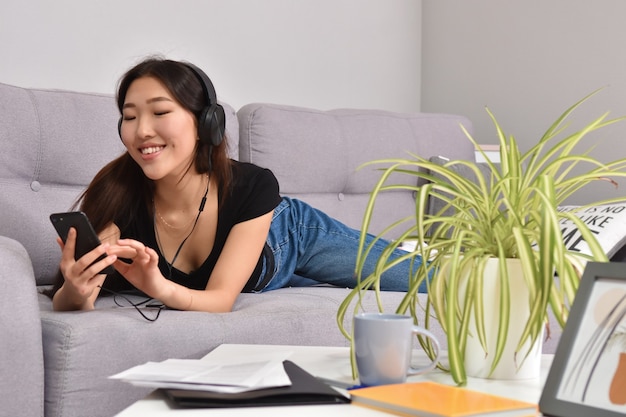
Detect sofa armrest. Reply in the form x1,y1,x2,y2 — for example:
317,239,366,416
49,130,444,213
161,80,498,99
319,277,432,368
0,236,44,417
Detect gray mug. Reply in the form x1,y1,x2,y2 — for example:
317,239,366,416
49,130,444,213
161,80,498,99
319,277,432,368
354,313,440,386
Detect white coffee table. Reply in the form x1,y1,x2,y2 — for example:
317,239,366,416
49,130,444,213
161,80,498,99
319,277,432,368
115,344,552,416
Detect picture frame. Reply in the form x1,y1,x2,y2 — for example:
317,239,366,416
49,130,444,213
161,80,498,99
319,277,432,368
540,262,626,417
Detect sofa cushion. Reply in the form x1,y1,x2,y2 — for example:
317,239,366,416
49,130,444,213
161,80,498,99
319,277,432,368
238,103,475,239
38,287,420,417
0,82,238,286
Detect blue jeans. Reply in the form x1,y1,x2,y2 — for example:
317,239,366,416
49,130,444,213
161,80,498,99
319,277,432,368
255,197,427,293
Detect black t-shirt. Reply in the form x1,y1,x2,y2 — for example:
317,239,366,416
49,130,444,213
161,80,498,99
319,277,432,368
103,161,281,294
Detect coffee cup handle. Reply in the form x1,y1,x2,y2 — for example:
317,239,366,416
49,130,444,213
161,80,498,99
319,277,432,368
407,326,441,376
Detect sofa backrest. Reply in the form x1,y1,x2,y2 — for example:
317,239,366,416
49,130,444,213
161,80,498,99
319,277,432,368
238,103,475,239
0,82,238,286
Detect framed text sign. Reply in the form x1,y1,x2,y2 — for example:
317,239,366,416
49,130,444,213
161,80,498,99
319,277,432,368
540,262,626,417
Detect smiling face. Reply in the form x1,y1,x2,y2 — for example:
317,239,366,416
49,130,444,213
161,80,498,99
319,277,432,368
119,76,199,181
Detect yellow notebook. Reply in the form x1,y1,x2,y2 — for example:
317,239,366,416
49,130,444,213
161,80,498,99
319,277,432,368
349,381,538,417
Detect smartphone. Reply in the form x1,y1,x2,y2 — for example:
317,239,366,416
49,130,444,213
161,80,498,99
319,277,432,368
50,211,116,275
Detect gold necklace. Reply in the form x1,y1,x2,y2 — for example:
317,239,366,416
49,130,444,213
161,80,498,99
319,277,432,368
154,175,210,231
154,174,210,272
155,209,196,230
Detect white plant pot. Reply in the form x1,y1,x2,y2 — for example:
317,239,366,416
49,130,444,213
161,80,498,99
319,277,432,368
454,257,543,380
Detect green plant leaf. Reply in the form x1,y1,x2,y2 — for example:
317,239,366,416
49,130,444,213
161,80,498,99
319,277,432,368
337,90,626,385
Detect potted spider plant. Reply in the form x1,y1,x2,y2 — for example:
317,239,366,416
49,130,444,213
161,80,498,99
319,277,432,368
337,91,626,385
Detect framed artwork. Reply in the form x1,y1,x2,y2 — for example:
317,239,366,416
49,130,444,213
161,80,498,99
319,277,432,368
540,262,626,417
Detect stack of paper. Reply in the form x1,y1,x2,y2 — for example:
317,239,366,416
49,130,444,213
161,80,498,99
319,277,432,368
110,358,291,394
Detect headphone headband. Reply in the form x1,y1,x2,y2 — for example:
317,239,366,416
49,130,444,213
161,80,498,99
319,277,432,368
185,63,217,110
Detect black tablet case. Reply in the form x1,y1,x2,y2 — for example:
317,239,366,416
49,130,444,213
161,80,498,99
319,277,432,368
162,360,350,408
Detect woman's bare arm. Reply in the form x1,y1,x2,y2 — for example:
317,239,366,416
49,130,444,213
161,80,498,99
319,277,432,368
114,212,274,312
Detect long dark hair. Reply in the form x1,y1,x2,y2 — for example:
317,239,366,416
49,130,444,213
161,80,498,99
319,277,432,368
45,57,233,297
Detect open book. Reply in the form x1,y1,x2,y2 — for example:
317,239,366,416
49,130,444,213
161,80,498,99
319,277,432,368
558,204,626,261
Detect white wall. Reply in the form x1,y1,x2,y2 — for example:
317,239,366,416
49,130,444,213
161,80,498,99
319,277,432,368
0,0,421,113
12,0,622,204
422,0,626,204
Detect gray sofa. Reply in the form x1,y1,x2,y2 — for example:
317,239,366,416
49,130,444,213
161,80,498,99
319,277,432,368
0,82,561,417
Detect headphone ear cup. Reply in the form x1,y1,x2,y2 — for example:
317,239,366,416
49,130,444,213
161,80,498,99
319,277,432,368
210,103,226,147
198,103,225,147
183,63,225,148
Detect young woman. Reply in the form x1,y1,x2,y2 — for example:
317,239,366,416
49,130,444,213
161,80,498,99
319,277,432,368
50,57,425,313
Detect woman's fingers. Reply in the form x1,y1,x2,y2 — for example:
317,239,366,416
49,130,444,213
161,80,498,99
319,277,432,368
111,239,159,272
60,228,113,279
107,245,138,259
115,239,158,263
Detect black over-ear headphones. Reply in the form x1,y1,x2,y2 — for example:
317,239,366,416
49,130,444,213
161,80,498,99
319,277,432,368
118,63,226,147
186,63,226,147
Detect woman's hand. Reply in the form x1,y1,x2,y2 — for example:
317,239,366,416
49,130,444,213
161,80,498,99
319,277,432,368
53,227,117,310
111,239,194,311
111,239,170,300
